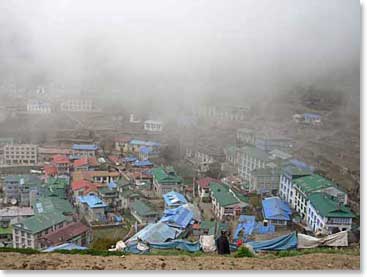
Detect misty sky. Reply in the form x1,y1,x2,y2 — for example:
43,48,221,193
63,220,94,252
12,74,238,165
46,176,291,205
0,0,360,108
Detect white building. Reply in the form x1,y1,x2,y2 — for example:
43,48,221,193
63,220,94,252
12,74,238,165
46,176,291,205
144,120,163,132
237,145,269,181
292,174,347,220
27,100,52,114
279,164,311,207
3,144,38,165
60,99,93,112
307,192,355,233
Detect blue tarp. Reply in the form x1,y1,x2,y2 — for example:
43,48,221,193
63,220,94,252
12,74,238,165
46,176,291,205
43,243,88,252
126,222,181,244
78,195,107,208
234,216,275,240
160,206,193,229
247,232,297,252
126,239,200,253
262,197,292,221
133,160,153,167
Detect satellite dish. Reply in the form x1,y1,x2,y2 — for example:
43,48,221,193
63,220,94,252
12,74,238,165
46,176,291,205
10,198,17,205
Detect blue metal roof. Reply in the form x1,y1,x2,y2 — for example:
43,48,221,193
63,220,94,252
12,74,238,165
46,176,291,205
129,139,160,147
72,144,98,151
122,156,137,162
78,195,107,209
262,197,291,221
304,113,321,119
160,206,193,229
163,191,187,207
108,181,117,189
133,160,153,167
139,146,153,154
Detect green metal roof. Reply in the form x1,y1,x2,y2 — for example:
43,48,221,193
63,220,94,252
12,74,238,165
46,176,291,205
151,166,183,184
251,166,282,177
14,211,67,234
309,192,355,218
199,221,228,237
239,145,269,161
293,174,334,195
131,200,158,217
283,165,312,177
209,182,239,207
32,197,74,215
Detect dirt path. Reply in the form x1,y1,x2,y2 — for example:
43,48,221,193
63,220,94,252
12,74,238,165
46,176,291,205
0,252,360,270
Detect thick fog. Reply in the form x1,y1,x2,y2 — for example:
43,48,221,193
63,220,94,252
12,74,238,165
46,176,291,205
0,0,360,111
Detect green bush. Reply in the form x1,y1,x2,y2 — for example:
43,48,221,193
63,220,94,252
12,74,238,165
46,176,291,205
0,247,40,255
234,246,255,258
54,249,126,257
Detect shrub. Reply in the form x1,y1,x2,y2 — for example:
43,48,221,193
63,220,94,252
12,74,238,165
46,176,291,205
0,247,40,255
234,246,255,258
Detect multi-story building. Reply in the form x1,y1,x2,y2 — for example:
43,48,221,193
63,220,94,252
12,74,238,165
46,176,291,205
3,175,43,206
307,192,355,233
248,149,292,195
236,128,256,146
0,207,34,228
255,137,292,152
51,154,71,175
185,148,215,174
71,144,97,158
60,99,93,112
26,100,52,114
292,174,347,220
195,177,219,202
76,195,108,223
193,105,249,121
151,166,183,195
39,221,92,249
208,182,248,220
3,144,38,165
237,145,270,181
144,120,163,132
279,161,314,206
12,211,67,249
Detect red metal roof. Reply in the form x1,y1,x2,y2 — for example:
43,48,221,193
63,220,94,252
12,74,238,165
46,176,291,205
44,164,57,176
74,157,98,168
41,222,90,246
71,179,94,191
73,157,88,168
196,177,219,189
52,154,71,164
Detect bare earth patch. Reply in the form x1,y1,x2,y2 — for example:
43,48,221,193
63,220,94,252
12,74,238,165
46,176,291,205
0,252,360,270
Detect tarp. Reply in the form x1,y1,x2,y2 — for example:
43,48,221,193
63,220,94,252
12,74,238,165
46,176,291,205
43,243,88,252
262,197,291,221
126,222,180,244
182,203,202,222
126,239,201,253
247,232,297,252
199,235,216,252
297,231,348,248
234,216,274,240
